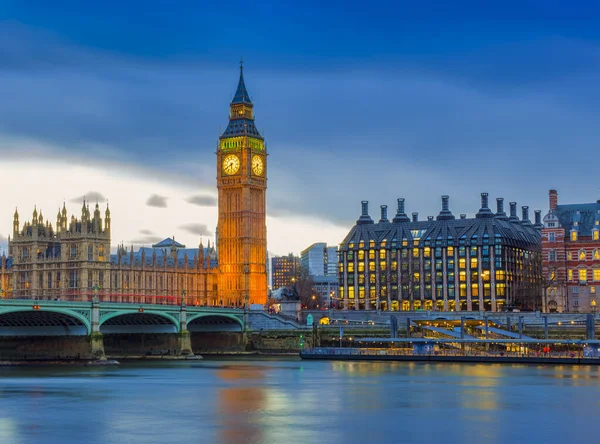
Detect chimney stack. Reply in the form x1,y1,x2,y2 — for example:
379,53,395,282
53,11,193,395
521,206,532,227
534,210,543,229
476,192,494,218
393,198,410,223
412,212,418,222
437,195,455,220
460,214,467,219
357,201,374,225
509,202,520,223
379,205,389,223
427,216,434,221
549,189,558,211
495,198,508,220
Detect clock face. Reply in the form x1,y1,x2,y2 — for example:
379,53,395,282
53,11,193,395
252,155,264,176
222,154,240,175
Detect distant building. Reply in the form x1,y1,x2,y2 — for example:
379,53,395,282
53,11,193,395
271,254,301,290
300,242,339,307
300,242,339,277
542,189,600,313
338,194,543,312
312,275,339,308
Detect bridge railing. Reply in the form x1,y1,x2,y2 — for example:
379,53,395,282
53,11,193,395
0,292,246,309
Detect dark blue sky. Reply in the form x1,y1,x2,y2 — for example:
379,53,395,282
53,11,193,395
1,1,600,234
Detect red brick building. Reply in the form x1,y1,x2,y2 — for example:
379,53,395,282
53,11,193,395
542,189,600,312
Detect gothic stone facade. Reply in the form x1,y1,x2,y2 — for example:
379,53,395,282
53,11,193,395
542,189,600,313
338,194,543,312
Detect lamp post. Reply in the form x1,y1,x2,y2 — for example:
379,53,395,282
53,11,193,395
181,289,187,307
92,284,100,304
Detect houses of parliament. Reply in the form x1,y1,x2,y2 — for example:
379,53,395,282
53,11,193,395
0,64,269,307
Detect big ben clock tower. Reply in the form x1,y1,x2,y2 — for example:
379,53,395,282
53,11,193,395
217,62,268,307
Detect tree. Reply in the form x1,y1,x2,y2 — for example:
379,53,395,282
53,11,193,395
293,267,319,309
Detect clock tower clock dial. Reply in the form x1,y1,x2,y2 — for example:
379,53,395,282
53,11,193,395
216,63,268,306
251,155,264,176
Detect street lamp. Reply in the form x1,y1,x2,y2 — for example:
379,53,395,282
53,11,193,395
181,289,187,307
92,284,100,303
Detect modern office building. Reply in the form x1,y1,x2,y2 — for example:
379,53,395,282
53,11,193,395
338,194,543,312
271,254,301,290
301,242,339,277
542,189,600,313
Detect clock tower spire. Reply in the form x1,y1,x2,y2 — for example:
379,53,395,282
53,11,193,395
216,63,268,307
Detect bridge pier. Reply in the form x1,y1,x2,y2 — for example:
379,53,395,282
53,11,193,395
90,297,106,360
177,302,193,356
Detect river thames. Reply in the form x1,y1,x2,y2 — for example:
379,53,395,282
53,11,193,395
0,358,598,444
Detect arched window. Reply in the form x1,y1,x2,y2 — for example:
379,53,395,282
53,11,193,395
579,250,587,261
594,250,600,261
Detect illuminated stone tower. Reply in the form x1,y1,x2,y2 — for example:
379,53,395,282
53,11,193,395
217,63,268,306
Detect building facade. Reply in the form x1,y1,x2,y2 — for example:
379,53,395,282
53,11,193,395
271,254,301,290
216,63,268,306
0,65,269,307
542,189,600,313
300,242,339,277
338,194,543,312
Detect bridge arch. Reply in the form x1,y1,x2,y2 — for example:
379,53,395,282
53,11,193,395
100,311,180,334
187,313,244,332
0,308,91,335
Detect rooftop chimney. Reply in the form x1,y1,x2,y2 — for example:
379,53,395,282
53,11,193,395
509,202,520,223
427,216,434,221
521,206,532,227
356,201,374,225
476,192,494,218
393,198,410,223
495,198,508,220
534,210,543,229
379,205,389,223
412,212,418,222
437,195,455,220
549,189,558,211
460,214,467,219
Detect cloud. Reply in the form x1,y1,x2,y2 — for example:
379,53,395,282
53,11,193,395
139,229,154,235
70,191,107,203
179,223,212,236
146,194,168,208
130,235,164,245
186,195,217,207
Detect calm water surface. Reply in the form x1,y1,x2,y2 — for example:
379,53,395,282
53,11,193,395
0,358,599,444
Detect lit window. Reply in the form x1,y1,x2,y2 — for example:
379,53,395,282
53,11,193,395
594,269,600,282
459,271,467,282
347,263,354,273
568,252,573,261
379,250,386,259
413,248,419,258
369,240,375,248
595,250,600,260
447,246,454,256
369,262,375,272
571,231,578,241
380,261,386,271
424,247,431,258
359,287,365,299
496,270,506,281
579,269,587,282
591,286,596,294
348,287,355,299
368,250,375,260
568,269,573,281
579,250,586,261
470,257,478,268
358,251,364,260
472,284,479,297
459,258,466,269
358,262,364,273
594,230,599,241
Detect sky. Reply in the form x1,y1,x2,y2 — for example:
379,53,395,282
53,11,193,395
1,1,600,256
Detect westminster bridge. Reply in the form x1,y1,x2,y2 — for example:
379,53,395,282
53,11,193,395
0,298,302,360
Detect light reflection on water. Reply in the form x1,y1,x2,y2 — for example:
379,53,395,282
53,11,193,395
0,359,599,444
